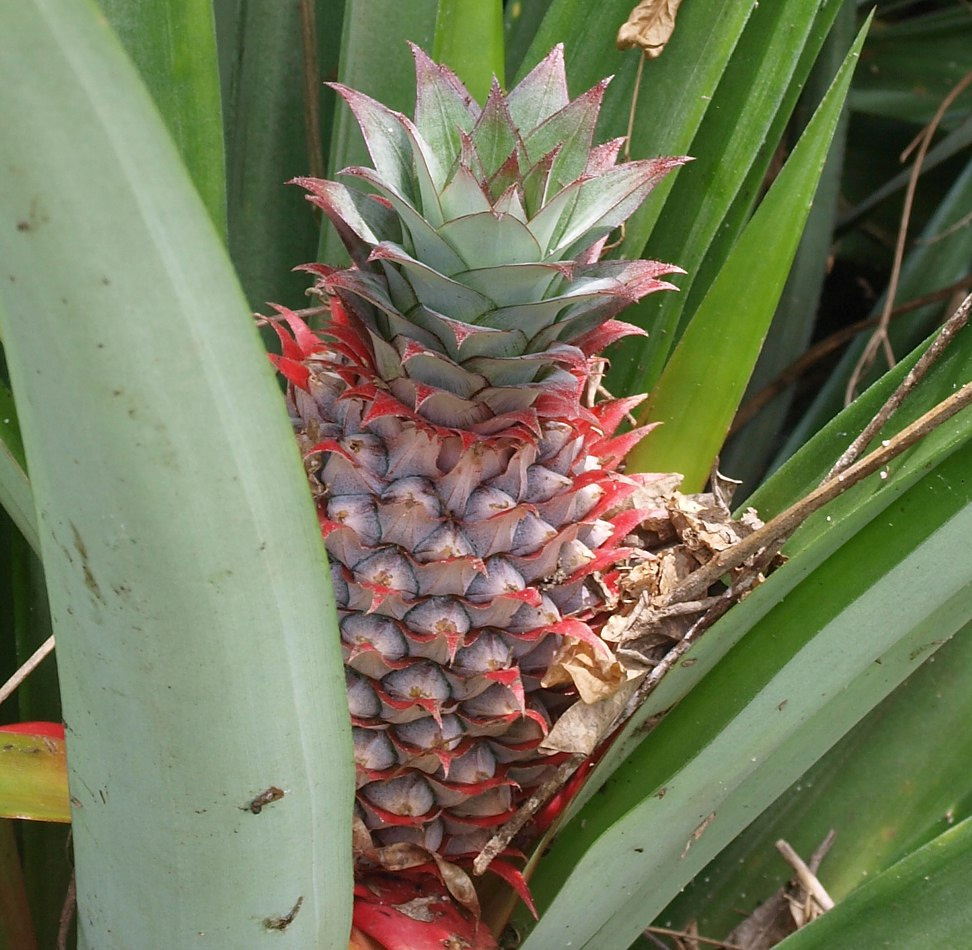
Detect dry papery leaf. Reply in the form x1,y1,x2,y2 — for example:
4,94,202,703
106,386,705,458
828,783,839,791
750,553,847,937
542,474,773,756
353,815,482,916
617,0,685,58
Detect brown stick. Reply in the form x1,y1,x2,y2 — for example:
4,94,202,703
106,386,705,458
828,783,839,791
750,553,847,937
56,873,77,950
827,291,971,480
808,829,838,875
776,839,835,912
0,634,55,709
472,753,585,876
729,276,972,436
845,68,972,404
668,378,972,605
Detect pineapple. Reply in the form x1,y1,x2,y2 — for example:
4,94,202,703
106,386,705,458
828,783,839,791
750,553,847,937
271,45,684,948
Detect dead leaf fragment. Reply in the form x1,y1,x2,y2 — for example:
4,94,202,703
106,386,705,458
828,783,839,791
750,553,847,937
541,676,643,755
542,638,625,704
617,0,685,58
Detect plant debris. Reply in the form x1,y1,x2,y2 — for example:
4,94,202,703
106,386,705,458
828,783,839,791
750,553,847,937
542,472,774,757
723,832,837,949
617,0,685,58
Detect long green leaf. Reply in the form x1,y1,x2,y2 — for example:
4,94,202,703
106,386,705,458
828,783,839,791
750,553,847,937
503,0,551,82
433,0,504,100
720,2,854,490
777,816,972,949
850,6,972,126
215,0,340,310
774,151,972,467
836,111,972,233
518,436,972,949
0,375,37,556
0,3,353,946
663,616,972,939
320,0,438,266
628,22,868,490
97,0,226,238
608,0,842,397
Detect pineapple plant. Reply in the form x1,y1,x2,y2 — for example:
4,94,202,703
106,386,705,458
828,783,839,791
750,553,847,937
270,44,683,946
11,5,970,949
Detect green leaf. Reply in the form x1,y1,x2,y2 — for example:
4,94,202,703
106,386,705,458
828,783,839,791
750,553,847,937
97,0,226,239
627,21,869,490
214,0,340,309
700,0,856,492
0,3,353,946
0,733,68,824
836,111,972,234
503,0,550,83
518,435,972,949
433,0,504,101
604,0,841,399
321,0,438,265
774,152,972,466
777,816,972,949
663,615,972,939
0,375,37,556
850,6,972,127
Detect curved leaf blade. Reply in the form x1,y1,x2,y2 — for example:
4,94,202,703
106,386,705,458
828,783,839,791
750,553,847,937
433,0,504,100
777,816,972,949
215,0,342,309
320,0,438,265
663,615,972,939
611,0,843,397
629,21,869,489
0,3,353,946
773,152,972,468
97,0,226,238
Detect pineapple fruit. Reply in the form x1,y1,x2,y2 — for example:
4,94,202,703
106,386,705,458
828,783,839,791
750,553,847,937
271,45,684,949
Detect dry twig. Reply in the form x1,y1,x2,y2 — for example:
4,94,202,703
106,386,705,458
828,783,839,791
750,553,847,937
776,839,835,913
827,291,971,479
669,377,972,606
56,872,77,950
730,276,972,437
0,634,56,709
845,68,972,404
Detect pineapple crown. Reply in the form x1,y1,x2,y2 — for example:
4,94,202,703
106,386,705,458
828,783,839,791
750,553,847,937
289,45,686,435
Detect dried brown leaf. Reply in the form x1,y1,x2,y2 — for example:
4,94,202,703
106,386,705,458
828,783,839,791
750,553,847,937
373,842,431,873
542,638,625,703
432,854,481,918
541,675,643,755
616,0,685,58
